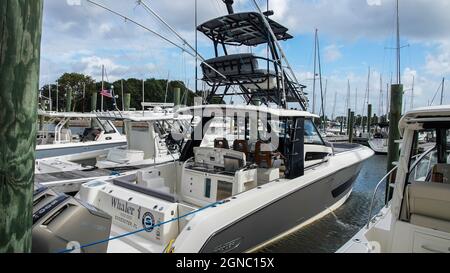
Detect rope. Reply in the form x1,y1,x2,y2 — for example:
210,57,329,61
56,200,224,253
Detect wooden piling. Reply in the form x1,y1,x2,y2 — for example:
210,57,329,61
124,93,131,111
174,87,181,106
91,92,97,112
90,92,97,128
387,84,403,191
0,0,43,253
367,104,372,133
347,108,351,135
349,111,354,143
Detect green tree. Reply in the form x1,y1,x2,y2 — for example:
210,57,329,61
56,73,96,112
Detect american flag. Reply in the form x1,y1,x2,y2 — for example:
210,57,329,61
100,89,113,98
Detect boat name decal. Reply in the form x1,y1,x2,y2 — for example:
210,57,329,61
111,197,136,216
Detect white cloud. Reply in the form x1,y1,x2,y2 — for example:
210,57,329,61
39,0,450,111
425,42,450,77
367,0,382,6
324,44,343,62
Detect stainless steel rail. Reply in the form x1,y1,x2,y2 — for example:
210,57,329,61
366,146,436,229
366,166,398,229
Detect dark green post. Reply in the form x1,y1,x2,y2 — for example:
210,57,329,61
39,101,46,131
66,87,73,112
387,84,403,187
91,92,97,112
349,111,354,143
0,0,43,253
347,109,351,135
174,87,181,106
367,104,372,134
90,92,97,128
124,93,131,111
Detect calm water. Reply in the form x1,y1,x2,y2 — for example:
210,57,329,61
260,154,388,253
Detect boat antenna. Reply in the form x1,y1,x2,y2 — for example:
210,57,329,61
250,0,308,110
136,0,246,102
87,0,194,57
86,0,230,84
136,0,199,62
223,0,235,14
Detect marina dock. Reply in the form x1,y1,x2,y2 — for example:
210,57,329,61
1,0,449,258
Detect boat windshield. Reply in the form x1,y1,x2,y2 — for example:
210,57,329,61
93,118,116,134
409,128,449,183
304,119,324,145
200,116,281,148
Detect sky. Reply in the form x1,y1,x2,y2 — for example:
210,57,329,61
40,0,450,118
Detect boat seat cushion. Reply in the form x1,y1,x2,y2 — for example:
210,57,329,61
408,182,450,225
430,164,450,184
410,214,450,233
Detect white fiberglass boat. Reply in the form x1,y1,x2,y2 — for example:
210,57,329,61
35,109,192,193
367,123,389,154
74,105,373,253
338,106,450,253
36,111,126,159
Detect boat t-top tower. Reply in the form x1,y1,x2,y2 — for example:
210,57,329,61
197,0,308,110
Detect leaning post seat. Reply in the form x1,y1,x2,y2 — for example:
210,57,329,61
407,182,450,233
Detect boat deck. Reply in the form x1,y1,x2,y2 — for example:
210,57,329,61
332,143,363,154
35,168,113,184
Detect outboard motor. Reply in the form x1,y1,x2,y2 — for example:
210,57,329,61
32,184,112,253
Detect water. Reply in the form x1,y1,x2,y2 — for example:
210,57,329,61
260,155,388,253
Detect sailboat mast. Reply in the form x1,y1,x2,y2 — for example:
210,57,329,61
317,32,325,127
441,77,445,105
332,91,337,121
379,75,384,118
312,29,318,114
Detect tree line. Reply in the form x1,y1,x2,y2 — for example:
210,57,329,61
39,72,203,112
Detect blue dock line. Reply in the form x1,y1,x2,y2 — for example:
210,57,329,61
57,200,224,253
